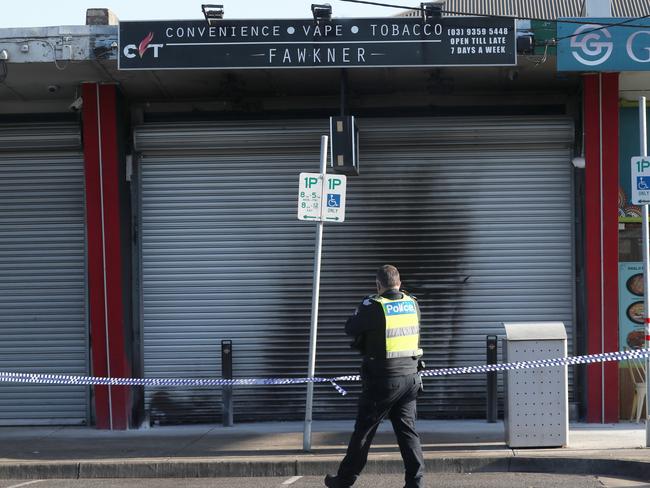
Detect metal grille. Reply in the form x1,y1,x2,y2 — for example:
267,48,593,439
0,123,82,152
397,0,648,18
0,123,88,425
135,116,574,423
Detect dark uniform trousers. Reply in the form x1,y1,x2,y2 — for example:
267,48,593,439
336,372,424,488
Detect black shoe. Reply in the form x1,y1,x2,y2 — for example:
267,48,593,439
324,474,351,488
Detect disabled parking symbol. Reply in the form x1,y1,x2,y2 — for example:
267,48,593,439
327,194,341,208
638,176,650,190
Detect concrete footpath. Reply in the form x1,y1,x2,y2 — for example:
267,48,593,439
0,420,648,480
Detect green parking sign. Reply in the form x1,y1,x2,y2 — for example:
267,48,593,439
632,157,650,205
297,172,347,222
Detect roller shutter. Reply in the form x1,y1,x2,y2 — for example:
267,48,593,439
135,116,574,423
0,123,88,425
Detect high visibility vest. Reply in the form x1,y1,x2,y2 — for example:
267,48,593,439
372,294,423,359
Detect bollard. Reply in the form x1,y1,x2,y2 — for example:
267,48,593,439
486,335,497,423
221,340,233,427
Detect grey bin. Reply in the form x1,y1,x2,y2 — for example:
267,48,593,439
503,322,569,448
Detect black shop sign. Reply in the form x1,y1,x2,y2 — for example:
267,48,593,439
118,17,516,70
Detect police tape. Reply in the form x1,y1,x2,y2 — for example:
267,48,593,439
1,348,649,397
330,348,650,394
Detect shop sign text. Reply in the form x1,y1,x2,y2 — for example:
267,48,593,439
558,18,650,71
119,17,516,70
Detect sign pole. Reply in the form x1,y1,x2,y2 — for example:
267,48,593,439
640,97,650,447
303,135,328,452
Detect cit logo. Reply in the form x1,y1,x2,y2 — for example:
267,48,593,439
123,32,164,59
569,24,613,66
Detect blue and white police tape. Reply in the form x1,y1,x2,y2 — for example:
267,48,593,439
1,348,649,397
330,348,650,395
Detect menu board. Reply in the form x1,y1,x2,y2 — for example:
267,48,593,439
618,262,646,350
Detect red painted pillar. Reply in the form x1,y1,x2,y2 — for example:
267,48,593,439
82,83,132,429
584,73,620,423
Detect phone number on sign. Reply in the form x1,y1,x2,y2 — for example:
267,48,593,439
447,27,509,36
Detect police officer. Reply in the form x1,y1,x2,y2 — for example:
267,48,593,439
325,264,425,488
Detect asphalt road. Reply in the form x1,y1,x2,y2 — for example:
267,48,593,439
0,474,648,488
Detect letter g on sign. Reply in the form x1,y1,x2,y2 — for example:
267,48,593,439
627,31,650,63
569,24,613,66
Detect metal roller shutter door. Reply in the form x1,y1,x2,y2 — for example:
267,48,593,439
135,116,574,423
0,123,88,425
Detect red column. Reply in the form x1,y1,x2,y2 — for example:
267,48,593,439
584,73,620,423
82,83,132,429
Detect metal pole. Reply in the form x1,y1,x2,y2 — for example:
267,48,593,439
639,97,650,447
303,135,328,452
221,340,233,427
486,335,497,423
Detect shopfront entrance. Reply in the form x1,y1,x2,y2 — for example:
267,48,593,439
134,115,575,423
0,123,89,425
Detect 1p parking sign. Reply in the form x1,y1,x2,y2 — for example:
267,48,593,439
632,157,650,205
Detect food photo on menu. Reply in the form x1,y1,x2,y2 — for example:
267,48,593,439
625,273,645,349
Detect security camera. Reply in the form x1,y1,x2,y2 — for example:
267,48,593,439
571,157,585,169
47,84,60,94
69,96,83,112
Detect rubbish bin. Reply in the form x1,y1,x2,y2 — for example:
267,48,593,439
503,322,568,448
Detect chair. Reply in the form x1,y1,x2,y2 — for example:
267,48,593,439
628,353,647,423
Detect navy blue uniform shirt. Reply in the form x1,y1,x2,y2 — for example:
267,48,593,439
345,289,421,377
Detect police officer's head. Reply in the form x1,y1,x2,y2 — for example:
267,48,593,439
376,264,401,293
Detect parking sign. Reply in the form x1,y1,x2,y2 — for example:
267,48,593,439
322,175,346,222
297,173,346,222
298,173,324,221
632,157,650,205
